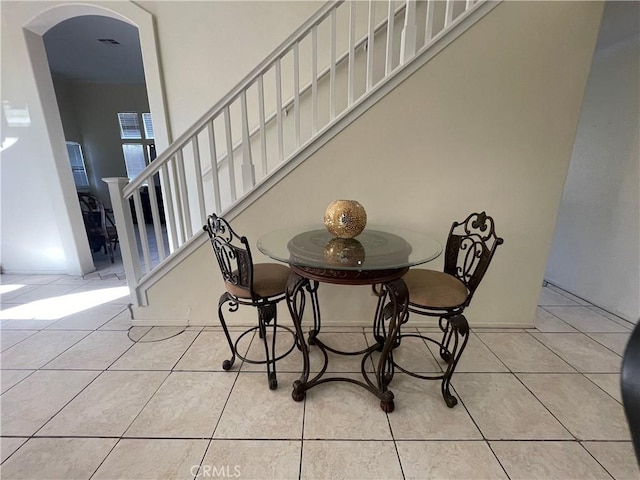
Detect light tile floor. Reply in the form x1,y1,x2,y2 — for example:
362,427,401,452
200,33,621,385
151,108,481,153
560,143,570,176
0,276,638,479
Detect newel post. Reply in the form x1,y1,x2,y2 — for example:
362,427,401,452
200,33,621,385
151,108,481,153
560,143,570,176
103,177,144,306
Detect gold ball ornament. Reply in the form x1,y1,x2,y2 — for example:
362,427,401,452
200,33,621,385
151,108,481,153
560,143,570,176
323,200,367,239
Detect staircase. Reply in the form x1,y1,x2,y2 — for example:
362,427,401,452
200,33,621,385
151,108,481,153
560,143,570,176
105,0,498,307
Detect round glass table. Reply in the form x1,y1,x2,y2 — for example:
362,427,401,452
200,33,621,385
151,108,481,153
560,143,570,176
258,226,442,412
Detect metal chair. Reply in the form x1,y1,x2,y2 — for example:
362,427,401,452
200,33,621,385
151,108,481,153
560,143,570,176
388,212,503,407
621,320,640,463
78,193,118,263
203,213,296,390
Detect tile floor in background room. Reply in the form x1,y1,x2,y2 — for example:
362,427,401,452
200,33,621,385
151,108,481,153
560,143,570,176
0,273,638,480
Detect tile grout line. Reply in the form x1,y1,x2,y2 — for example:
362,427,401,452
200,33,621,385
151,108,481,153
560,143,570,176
298,380,307,480
545,283,635,328
526,329,623,370
454,332,579,442
87,436,121,480
524,330,593,373
0,330,39,353
515,330,579,372
210,331,255,441
542,285,635,330
193,349,246,480
577,441,617,479
583,332,627,357
467,330,511,372
510,373,577,442
538,305,579,331
386,397,406,480
23,368,110,443
580,372,623,406
484,439,512,480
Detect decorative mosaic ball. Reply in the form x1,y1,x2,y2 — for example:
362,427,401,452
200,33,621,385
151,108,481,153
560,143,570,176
323,200,367,239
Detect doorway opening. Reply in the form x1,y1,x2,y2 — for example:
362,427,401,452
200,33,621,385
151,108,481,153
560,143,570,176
23,2,170,279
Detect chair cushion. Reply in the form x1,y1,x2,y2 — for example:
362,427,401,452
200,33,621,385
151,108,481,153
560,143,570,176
225,263,290,299
403,269,469,309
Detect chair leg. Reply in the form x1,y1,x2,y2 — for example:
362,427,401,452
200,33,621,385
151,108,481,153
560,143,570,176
218,293,238,371
258,303,278,390
440,314,470,408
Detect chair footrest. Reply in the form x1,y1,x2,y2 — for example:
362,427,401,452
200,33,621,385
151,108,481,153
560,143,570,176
233,324,297,365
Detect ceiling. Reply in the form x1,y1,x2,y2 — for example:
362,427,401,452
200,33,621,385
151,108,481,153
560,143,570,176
43,15,145,84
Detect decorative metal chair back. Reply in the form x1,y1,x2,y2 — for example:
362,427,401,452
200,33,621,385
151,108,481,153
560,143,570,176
443,211,504,305
78,192,118,262
203,214,256,300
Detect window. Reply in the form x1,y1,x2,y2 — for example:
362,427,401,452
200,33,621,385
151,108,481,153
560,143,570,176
118,112,155,181
142,113,154,139
66,141,89,189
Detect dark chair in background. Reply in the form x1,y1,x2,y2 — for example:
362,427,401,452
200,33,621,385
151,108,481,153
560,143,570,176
78,193,118,263
203,213,296,390
391,212,503,407
621,320,640,464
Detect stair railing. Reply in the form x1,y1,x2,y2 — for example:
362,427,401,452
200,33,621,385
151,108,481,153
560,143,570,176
105,0,488,306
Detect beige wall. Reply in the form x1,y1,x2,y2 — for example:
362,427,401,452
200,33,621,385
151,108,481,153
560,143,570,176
139,0,324,138
52,78,82,143
546,2,640,323
134,1,604,328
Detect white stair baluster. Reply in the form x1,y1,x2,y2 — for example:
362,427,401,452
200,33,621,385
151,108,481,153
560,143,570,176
146,173,166,261
330,8,337,120
207,121,222,213
312,25,318,135
175,149,192,237
425,0,436,44
401,0,417,64
240,90,255,191
169,157,185,246
366,0,375,91
445,0,455,27
132,188,152,273
385,0,395,75
160,163,179,251
257,76,268,176
276,58,284,163
348,1,356,106
191,136,206,225
293,42,301,147
223,105,237,202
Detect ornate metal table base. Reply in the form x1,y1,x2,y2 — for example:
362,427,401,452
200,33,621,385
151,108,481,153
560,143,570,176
285,266,409,413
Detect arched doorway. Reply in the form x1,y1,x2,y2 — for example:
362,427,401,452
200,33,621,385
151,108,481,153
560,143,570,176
21,2,170,276
43,15,153,274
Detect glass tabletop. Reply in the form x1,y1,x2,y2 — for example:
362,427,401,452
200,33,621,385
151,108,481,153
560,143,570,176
257,226,442,271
